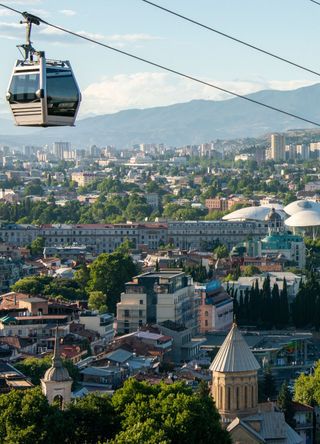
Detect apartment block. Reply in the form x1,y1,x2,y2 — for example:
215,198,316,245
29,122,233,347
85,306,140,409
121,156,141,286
117,271,197,334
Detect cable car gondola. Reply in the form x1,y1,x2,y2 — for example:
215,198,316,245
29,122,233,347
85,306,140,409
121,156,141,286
6,12,81,127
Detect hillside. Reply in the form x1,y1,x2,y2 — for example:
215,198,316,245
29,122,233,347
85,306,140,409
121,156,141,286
1,83,320,147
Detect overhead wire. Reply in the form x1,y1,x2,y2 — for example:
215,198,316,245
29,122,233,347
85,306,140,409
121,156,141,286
141,0,320,78
310,0,320,6
0,2,320,128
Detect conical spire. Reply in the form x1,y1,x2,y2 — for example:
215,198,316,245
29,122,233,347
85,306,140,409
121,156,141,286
210,323,260,373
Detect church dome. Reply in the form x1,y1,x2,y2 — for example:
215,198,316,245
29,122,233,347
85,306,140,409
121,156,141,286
44,363,72,382
43,327,72,382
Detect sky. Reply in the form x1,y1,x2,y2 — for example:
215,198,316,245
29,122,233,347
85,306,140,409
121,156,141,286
0,0,319,118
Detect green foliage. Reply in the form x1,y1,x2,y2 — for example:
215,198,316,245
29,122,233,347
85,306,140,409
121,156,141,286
15,356,51,385
261,367,276,401
87,246,137,313
232,278,289,328
12,275,53,295
112,378,231,444
0,379,231,443
292,274,320,329
294,361,320,406
66,393,118,443
29,236,45,258
242,265,261,277
214,244,229,258
15,356,80,388
88,291,107,312
277,382,295,427
12,275,87,300
0,387,60,444
73,263,90,288
23,180,44,197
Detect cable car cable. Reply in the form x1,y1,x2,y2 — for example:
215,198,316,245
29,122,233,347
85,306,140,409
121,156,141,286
0,3,21,14
141,0,320,79
0,2,320,128
310,0,320,6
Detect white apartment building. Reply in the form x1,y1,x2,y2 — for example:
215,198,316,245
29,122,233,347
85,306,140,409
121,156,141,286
79,311,114,343
117,271,197,334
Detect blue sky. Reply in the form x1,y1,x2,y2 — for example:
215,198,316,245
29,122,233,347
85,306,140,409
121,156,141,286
0,0,319,117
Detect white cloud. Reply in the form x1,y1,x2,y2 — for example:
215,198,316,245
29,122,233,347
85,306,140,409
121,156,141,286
0,10,14,16
59,9,76,16
80,72,317,117
38,26,161,46
3,0,42,4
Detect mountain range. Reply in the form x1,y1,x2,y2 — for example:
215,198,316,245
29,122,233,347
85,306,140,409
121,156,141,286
1,83,320,148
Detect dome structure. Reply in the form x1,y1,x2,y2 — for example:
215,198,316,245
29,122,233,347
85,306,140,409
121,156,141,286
43,327,72,382
285,210,320,228
223,205,285,222
285,209,320,240
284,200,320,216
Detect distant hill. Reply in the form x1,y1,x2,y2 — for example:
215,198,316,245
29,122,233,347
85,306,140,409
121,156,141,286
1,83,320,147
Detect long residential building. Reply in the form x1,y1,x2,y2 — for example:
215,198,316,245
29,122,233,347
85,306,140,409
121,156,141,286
0,220,269,253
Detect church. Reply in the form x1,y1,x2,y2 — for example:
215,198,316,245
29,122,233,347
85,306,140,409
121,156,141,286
210,322,302,444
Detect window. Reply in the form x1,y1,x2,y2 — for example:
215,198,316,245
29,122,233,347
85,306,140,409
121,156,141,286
139,299,143,305
227,387,231,410
124,310,130,317
205,320,208,326
205,311,209,316
245,386,248,409
9,73,40,103
46,67,79,117
139,310,143,317
236,387,240,410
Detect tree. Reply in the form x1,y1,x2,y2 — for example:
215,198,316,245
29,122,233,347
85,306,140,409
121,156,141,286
11,275,53,295
243,265,261,277
87,247,137,313
23,180,44,197
12,275,87,300
214,244,229,259
0,387,61,444
29,236,45,258
294,361,320,406
112,378,231,444
261,367,276,401
15,356,80,388
277,382,295,427
88,291,107,312
66,393,118,443
74,263,90,288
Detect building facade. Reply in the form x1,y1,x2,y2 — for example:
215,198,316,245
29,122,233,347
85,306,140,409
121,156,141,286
197,280,233,333
117,271,197,334
0,220,269,253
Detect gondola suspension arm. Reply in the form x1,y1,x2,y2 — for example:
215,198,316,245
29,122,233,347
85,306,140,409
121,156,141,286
18,12,42,61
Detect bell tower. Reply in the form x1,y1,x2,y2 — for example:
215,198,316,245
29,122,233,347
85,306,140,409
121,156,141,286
210,323,260,421
41,327,72,409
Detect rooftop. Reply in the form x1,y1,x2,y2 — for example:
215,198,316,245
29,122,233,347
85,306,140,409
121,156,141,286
209,323,260,373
